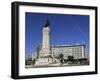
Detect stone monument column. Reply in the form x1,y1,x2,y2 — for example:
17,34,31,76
34,19,53,66
40,19,51,57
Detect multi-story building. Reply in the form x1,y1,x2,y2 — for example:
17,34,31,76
51,44,85,59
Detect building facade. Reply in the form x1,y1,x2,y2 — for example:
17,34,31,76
51,45,85,59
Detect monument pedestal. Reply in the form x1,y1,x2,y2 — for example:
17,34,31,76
34,57,53,66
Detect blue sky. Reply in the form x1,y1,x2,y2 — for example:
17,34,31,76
25,12,89,57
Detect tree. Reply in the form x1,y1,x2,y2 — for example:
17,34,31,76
67,55,74,61
59,53,64,65
32,59,36,65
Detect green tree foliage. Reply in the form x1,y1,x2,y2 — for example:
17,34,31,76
59,53,64,64
67,55,74,61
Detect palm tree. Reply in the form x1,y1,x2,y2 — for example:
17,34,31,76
59,53,64,66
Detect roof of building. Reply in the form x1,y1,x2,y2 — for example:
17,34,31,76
51,44,85,48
